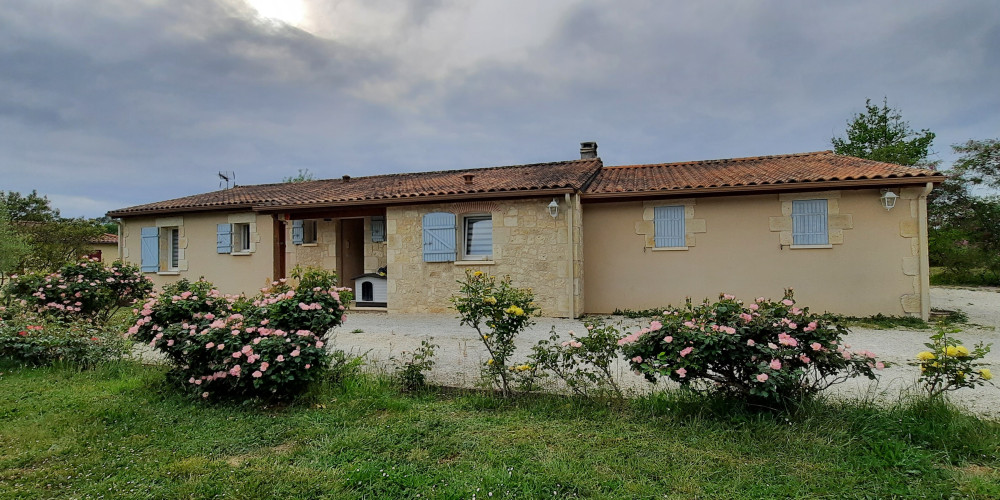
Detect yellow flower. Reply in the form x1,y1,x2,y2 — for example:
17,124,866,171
487,358,494,365
916,351,935,361
505,305,525,316
514,364,532,372
482,334,489,340
980,368,993,381
473,271,484,277
956,345,970,357
483,296,497,305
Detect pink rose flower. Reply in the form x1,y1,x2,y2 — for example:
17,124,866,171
663,336,673,343
769,359,782,370
810,342,822,351
291,349,300,357
747,339,756,346
252,370,262,378
631,356,643,363
675,368,687,378
680,347,693,357
781,299,794,306
756,373,769,383
649,320,662,331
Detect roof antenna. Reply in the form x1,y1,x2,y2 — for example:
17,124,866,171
218,171,236,189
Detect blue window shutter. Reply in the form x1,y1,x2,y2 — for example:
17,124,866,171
371,216,386,243
792,200,829,245
653,206,686,247
216,223,232,253
422,212,456,262
291,220,304,245
140,227,159,272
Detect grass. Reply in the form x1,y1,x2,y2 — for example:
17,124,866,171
930,267,1000,287
1,361,999,499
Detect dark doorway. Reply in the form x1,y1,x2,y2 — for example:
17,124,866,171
338,218,365,294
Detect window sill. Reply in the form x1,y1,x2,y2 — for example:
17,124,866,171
455,260,495,266
157,271,180,276
301,243,318,247
230,251,253,256
790,244,833,249
651,246,689,252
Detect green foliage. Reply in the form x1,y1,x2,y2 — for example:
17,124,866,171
282,168,316,183
129,270,352,399
952,138,1000,189
451,269,538,396
4,259,153,325
1,189,60,221
390,338,438,391
620,292,887,406
0,204,30,286
912,325,993,397
0,312,130,367
832,97,936,167
530,322,624,398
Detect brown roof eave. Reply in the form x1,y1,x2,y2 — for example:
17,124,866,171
581,176,944,201
106,203,258,219
253,187,579,213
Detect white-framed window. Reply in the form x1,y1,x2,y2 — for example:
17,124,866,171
303,220,318,244
653,205,685,248
791,199,829,246
233,223,252,252
462,214,493,260
163,227,180,271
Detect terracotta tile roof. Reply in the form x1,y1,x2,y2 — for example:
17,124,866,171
90,233,118,244
107,159,603,217
584,151,945,197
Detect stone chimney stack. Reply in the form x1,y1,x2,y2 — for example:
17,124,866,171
580,141,598,159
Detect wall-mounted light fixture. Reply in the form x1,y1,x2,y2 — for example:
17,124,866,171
880,189,899,211
547,198,559,218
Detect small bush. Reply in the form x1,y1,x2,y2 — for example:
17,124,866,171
530,322,624,398
391,339,438,391
451,270,538,396
128,269,352,399
0,312,130,367
620,291,888,406
912,325,993,397
4,258,152,325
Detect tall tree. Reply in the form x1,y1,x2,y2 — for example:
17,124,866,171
0,190,105,274
950,138,1000,189
2,190,60,221
0,203,31,286
283,168,315,183
832,97,936,167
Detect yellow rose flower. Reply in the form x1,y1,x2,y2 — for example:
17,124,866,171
483,296,497,305
473,271,484,277
956,345,970,357
916,351,935,361
980,368,993,381
487,358,494,365
505,305,525,316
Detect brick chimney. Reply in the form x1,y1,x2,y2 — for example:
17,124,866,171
580,141,598,159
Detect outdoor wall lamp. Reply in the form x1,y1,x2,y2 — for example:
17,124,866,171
880,189,899,211
547,198,559,218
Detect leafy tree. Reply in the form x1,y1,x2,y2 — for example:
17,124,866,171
832,98,936,167
283,168,315,183
0,204,31,286
0,190,105,275
950,138,1000,189
2,190,60,222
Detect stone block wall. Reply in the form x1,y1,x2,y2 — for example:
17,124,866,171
385,197,582,317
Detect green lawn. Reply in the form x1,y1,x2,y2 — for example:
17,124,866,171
1,362,998,499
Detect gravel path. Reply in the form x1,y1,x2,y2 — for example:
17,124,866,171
333,287,1000,417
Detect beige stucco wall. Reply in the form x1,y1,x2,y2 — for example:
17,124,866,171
89,243,119,261
385,197,583,317
582,188,930,318
120,212,275,295
285,219,338,272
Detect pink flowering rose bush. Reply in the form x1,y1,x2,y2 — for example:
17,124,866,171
129,268,352,399
4,258,153,325
619,291,887,404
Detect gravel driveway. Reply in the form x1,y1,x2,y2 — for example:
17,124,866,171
333,287,1000,417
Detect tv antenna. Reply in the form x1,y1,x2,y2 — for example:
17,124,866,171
218,171,236,189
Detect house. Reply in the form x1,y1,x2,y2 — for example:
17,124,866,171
107,143,945,319
88,233,119,262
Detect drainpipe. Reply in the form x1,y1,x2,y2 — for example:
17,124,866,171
917,182,933,321
565,192,575,319
116,219,123,261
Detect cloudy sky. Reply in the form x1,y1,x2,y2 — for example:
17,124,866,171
1,0,998,218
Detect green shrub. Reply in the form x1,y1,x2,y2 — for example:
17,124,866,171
391,339,438,392
620,291,887,406
530,322,624,398
4,258,152,324
913,325,993,397
0,313,130,367
128,269,353,399
451,269,538,396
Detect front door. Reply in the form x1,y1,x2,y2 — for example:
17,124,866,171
338,218,365,294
